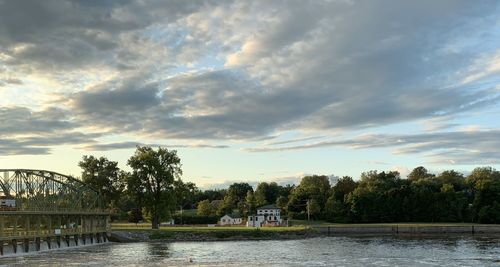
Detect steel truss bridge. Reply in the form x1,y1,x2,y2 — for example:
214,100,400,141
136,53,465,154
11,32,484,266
0,169,110,255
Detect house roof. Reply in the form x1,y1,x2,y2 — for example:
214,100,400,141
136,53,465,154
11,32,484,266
257,204,280,210
222,213,241,219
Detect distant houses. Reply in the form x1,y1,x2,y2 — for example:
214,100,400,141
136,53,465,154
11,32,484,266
247,204,283,227
219,213,242,225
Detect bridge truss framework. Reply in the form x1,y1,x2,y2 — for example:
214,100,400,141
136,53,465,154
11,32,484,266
0,169,110,255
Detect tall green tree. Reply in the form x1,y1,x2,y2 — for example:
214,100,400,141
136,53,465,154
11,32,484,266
276,195,288,214
197,199,215,216
287,175,331,218
245,191,257,216
127,146,182,229
407,166,435,181
79,155,125,210
255,182,281,205
227,182,253,203
217,193,237,216
173,179,200,209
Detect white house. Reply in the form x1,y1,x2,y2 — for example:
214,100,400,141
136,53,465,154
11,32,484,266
247,204,283,227
220,214,242,225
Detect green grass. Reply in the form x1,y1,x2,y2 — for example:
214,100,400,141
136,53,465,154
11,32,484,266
111,223,306,232
174,209,198,216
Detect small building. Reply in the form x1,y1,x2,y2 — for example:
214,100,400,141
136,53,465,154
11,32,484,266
220,214,242,225
0,196,16,211
247,204,283,227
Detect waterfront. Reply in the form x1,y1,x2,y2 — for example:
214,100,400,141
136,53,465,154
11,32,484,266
1,236,499,266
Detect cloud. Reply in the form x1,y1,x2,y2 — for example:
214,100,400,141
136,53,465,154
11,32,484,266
247,129,500,165
82,141,229,151
0,106,75,135
0,106,100,155
0,132,100,156
0,0,207,70
48,1,498,143
1,0,500,165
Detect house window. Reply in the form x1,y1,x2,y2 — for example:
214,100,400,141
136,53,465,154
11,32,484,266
250,217,253,221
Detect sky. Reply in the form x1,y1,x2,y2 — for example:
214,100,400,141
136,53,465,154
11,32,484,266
1,0,500,188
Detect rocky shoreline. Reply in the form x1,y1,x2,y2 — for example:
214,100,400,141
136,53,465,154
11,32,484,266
109,229,317,242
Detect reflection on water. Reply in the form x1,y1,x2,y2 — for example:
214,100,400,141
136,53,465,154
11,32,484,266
0,235,499,266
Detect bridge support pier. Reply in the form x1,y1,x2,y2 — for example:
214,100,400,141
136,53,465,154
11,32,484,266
23,238,29,253
35,237,41,251
12,239,17,254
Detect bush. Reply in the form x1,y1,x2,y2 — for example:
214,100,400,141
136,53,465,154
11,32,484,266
478,202,500,224
172,214,219,224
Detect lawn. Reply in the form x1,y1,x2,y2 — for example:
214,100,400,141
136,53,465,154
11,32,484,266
111,222,306,232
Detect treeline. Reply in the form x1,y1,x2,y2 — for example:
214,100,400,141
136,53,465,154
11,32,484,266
77,146,500,227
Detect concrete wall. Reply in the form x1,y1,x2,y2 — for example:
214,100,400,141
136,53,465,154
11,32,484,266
315,225,500,235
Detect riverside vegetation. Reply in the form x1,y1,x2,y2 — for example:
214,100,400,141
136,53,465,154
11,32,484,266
77,146,500,227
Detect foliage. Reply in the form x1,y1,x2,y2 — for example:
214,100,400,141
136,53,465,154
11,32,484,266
127,146,182,229
276,195,288,214
287,175,331,217
255,182,281,206
76,146,500,225
197,199,215,216
79,155,126,210
127,208,143,225
217,193,237,216
173,179,201,209
172,214,219,224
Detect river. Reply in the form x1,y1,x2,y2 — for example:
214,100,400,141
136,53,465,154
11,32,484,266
1,235,499,266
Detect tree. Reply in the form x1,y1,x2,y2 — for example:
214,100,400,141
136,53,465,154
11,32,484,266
173,179,200,209
287,175,331,217
79,155,125,210
217,193,237,216
276,195,288,214
227,183,253,203
128,208,143,225
307,199,321,219
255,182,281,205
198,189,226,202
255,189,267,207
467,167,500,222
127,146,182,229
197,199,215,216
331,176,358,202
245,191,257,216
408,166,434,181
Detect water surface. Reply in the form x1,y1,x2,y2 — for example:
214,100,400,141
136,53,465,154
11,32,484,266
1,235,499,266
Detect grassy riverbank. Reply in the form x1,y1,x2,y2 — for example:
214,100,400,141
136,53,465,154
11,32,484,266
110,224,312,241
110,222,500,242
